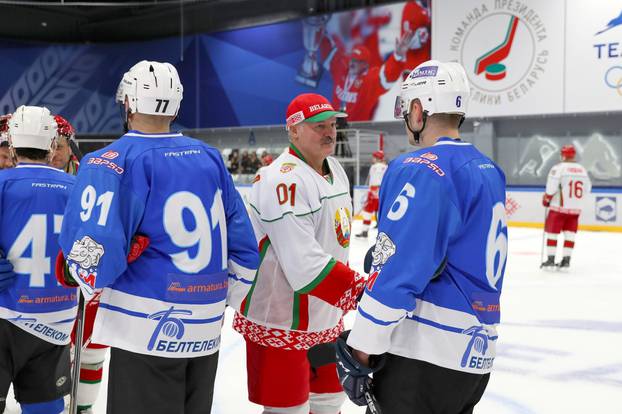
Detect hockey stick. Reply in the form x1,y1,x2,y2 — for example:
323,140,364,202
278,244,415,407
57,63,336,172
540,207,549,268
69,291,86,414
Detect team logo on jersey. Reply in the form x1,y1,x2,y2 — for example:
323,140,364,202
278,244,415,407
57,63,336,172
101,150,119,160
334,207,352,248
460,326,493,370
68,236,105,269
371,232,396,267
67,236,104,290
420,152,438,161
280,162,297,173
147,306,192,351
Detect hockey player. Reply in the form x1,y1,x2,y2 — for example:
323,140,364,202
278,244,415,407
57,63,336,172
356,150,388,238
338,61,507,413
0,106,76,414
233,93,366,414
50,115,80,175
0,114,15,169
541,145,592,269
49,114,104,414
320,28,415,121
57,60,259,413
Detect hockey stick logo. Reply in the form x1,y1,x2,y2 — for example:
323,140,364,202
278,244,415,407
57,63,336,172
474,16,519,81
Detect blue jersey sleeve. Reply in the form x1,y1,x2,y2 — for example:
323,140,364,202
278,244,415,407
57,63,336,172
59,164,145,296
222,167,259,309
347,166,462,355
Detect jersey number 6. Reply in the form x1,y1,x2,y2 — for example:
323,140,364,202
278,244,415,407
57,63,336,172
387,183,416,221
485,202,507,290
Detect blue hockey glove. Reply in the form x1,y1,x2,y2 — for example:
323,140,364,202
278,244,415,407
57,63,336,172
0,250,17,293
335,331,385,413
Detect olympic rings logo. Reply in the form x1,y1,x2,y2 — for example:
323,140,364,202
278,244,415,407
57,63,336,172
604,66,622,96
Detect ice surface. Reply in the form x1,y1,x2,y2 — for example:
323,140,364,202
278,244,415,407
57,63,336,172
4,224,621,413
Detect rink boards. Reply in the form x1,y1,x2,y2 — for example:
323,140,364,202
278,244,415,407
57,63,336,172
235,185,622,232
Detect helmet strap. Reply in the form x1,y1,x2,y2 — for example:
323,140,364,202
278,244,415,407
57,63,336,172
404,111,428,145
457,115,465,129
119,105,130,133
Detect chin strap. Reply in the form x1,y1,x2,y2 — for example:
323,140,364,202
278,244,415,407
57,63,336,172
119,105,130,133
404,111,428,145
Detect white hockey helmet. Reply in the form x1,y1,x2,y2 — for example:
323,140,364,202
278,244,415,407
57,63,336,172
8,106,57,151
116,60,183,117
394,60,470,120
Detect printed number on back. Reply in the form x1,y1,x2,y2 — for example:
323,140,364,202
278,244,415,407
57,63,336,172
163,190,227,273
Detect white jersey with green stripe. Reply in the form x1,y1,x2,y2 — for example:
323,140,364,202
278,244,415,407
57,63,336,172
241,148,353,332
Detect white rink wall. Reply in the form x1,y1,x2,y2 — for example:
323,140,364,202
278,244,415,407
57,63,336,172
237,184,622,231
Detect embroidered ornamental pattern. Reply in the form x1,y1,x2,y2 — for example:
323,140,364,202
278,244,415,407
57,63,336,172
337,272,366,311
233,314,344,351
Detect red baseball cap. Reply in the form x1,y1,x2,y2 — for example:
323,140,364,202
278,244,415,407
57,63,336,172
286,93,347,130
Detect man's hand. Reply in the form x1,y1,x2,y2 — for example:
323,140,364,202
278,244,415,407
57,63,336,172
542,194,553,207
0,251,16,293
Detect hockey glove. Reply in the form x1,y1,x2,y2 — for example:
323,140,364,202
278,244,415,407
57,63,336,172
56,250,78,288
542,194,552,207
127,234,150,263
335,331,385,413
0,250,17,293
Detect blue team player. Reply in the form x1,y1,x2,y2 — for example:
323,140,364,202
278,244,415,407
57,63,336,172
0,106,76,414
57,61,259,413
336,60,508,413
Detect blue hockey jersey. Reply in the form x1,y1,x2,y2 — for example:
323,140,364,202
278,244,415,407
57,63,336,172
347,137,507,374
59,131,259,358
0,164,76,345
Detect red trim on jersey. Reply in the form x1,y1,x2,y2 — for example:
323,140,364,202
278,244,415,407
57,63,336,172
300,260,357,306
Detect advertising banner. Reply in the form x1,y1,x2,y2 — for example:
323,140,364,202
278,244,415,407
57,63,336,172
431,0,564,117
0,1,430,133
506,188,622,231
565,1,622,113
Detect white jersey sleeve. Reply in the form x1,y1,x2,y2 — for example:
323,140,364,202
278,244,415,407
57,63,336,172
368,162,388,187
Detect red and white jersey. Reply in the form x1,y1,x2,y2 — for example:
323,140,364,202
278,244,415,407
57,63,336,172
369,162,388,187
234,144,365,350
545,162,592,214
